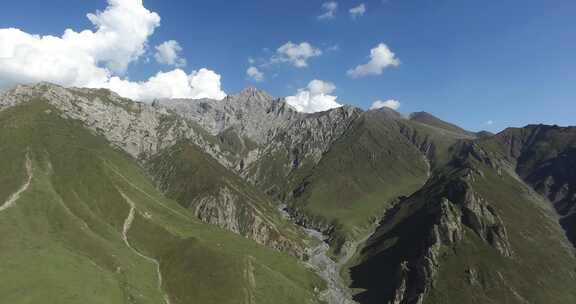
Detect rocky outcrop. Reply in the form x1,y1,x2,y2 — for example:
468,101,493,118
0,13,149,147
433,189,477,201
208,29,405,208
411,201,462,303
241,105,362,198
351,145,514,303
156,88,302,144
443,178,513,257
191,186,304,256
2,83,180,158
0,83,239,168
146,141,308,258
384,198,467,304
397,123,439,161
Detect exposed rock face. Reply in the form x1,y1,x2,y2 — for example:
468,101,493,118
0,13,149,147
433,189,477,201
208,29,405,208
246,105,362,194
351,144,515,304
192,186,242,233
444,179,513,257
381,185,513,304
267,106,361,164
388,199,464,304
191,186,303,256
156,88,302,144
146,141,307,257
397,122,439,162
156,92,362,184
0,83,230,164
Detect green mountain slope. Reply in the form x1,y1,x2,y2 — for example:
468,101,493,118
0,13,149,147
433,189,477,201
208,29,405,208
409,111,476,139
287,110,430,249
0,100,323,304
147,140,309,256
277,109,470,253
349,142,576,304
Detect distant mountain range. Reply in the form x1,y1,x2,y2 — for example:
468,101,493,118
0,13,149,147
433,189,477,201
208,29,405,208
1,82,575,304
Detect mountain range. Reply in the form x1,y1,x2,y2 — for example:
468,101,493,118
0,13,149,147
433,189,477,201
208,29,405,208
1,82,575,304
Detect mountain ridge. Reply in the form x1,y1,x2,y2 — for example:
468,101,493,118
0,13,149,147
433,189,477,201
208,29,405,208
1,82,575,304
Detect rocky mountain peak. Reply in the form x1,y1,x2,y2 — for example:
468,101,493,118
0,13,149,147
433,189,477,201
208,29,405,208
236,86,273,101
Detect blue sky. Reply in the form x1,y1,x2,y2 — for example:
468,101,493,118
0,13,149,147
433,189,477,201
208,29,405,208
1,0,575,132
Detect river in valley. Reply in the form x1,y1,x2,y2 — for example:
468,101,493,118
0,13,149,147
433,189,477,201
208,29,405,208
278,205,359,304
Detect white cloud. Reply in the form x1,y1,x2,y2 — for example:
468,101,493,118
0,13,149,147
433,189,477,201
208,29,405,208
349,4,366,19
318,2,338,20
272,41,322,68
484,120,494,126
347,43,400,78
307,79,336,96
154,40,186,67
106,68,226,101
0,0,225,101
326,44,340,52
246,66,264,82
285,79,342,113
370,99,400,110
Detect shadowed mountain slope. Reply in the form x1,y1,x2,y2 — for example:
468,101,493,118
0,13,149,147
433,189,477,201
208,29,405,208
481,124,576,247
350,142,576,304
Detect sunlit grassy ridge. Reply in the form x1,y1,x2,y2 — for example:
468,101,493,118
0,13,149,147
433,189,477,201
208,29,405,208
0,101,323,304
289,111,429,244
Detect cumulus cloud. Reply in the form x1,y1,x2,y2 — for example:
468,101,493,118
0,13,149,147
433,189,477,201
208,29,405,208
246,66,264,82
0,0,226,101
154,40,186,67
285,79,342,113
347,43,400,78
318,2,339,20
272,41,322,68
370,99,400,110
349,4,366,19
106,68,226,101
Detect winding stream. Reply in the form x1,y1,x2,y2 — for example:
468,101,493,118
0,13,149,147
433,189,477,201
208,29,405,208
279,205,360,304
304,228,359,304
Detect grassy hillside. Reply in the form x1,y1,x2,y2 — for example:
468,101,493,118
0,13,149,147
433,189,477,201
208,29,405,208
147,140,309,256
409,111,476,139
0,100,323,304
288,110,430,248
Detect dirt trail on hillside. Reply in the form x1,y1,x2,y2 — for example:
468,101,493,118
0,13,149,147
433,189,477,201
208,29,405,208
119,191,172,304
0,153,32,212
102,160,189,221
